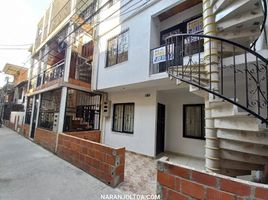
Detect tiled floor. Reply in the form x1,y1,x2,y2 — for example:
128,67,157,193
117,151,157,195
117,151,205,195
161,152,205,170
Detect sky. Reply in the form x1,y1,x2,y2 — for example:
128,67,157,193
0,0,51,87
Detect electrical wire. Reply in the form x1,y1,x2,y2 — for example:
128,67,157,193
28,0,136,73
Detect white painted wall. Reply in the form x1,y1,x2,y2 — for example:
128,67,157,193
103,88,157,157
157,88,205,158
10,111,25,131
94,0,202,90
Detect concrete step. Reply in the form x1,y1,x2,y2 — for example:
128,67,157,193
221,159,263,171
214,116,260,131
219,139,268,157
221,168,251,177
215,0,259,22
220,149,268,165
213,0,234,14
216,8,263,32
217,129,268,145
217,29,260,47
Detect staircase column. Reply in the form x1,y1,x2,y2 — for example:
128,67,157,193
203,0,221,173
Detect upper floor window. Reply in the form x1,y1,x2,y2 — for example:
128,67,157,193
106,30,129,67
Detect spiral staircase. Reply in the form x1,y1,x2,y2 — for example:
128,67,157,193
167,0,268,180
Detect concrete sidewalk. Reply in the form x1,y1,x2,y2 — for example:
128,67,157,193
0,126,122,200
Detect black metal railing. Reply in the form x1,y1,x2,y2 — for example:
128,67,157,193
75,55,92,84
166,34,268,124
43,60,65,84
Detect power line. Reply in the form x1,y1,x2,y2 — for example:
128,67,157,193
23,0,95,67
28,0,150,80
27,0,119,70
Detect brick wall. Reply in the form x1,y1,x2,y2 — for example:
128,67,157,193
34,128,57,152
4,121,15,130
157,157,268,200
19,124,30,138
66,130,101,143
57,133,125,187
68,78,91,89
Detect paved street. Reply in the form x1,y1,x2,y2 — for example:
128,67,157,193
0,126,122,200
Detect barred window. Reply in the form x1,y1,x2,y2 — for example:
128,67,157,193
38,89,61,131
107,30,128,67
112,103,134,134
25,97,33,124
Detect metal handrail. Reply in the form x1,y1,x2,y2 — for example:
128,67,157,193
250,0,267,49
165,33,268,124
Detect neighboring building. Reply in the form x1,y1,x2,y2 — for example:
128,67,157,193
0,63,28,131
24,0,102,145
93,0,268,179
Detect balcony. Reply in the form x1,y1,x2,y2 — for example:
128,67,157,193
150,36,204,75
43,59,65,85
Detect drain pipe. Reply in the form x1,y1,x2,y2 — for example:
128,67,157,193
203,0,221,173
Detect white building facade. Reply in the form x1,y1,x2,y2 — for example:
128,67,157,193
93,0,268,176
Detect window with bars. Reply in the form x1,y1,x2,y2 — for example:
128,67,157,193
106,30,129,67
183,104,205,140
25,97,33,124
112,103,134,134
38,89,61,131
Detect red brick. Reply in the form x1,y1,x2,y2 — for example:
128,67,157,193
87,149,95,157
207,188,235,200
192,171,217,187
167,164,190,179
95,151,105,161
162,187,169,200
175,178,181,192
181,179,205,199
157,171,175,189
169,190,188,200
91,158,100,168
255,187,268,200
115,165,124,176
220,179,251,196
106,155,116,165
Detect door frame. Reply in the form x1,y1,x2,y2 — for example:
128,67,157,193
156,103,166,156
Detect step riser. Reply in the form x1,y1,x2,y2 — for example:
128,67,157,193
214,117,259,131
219,139,268,157
217,129,268,145
221,150,268,165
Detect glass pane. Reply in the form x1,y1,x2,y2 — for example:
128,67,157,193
118,31,128,63
113,104,123,131
185,106,202,138
107,37,118,66
123,104,134,132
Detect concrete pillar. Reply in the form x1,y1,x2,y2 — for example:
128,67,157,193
203,0,221,173
35,94,41,131
63,24,75,82
57,87,68,134
28,95,36,137
55,87,68,152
